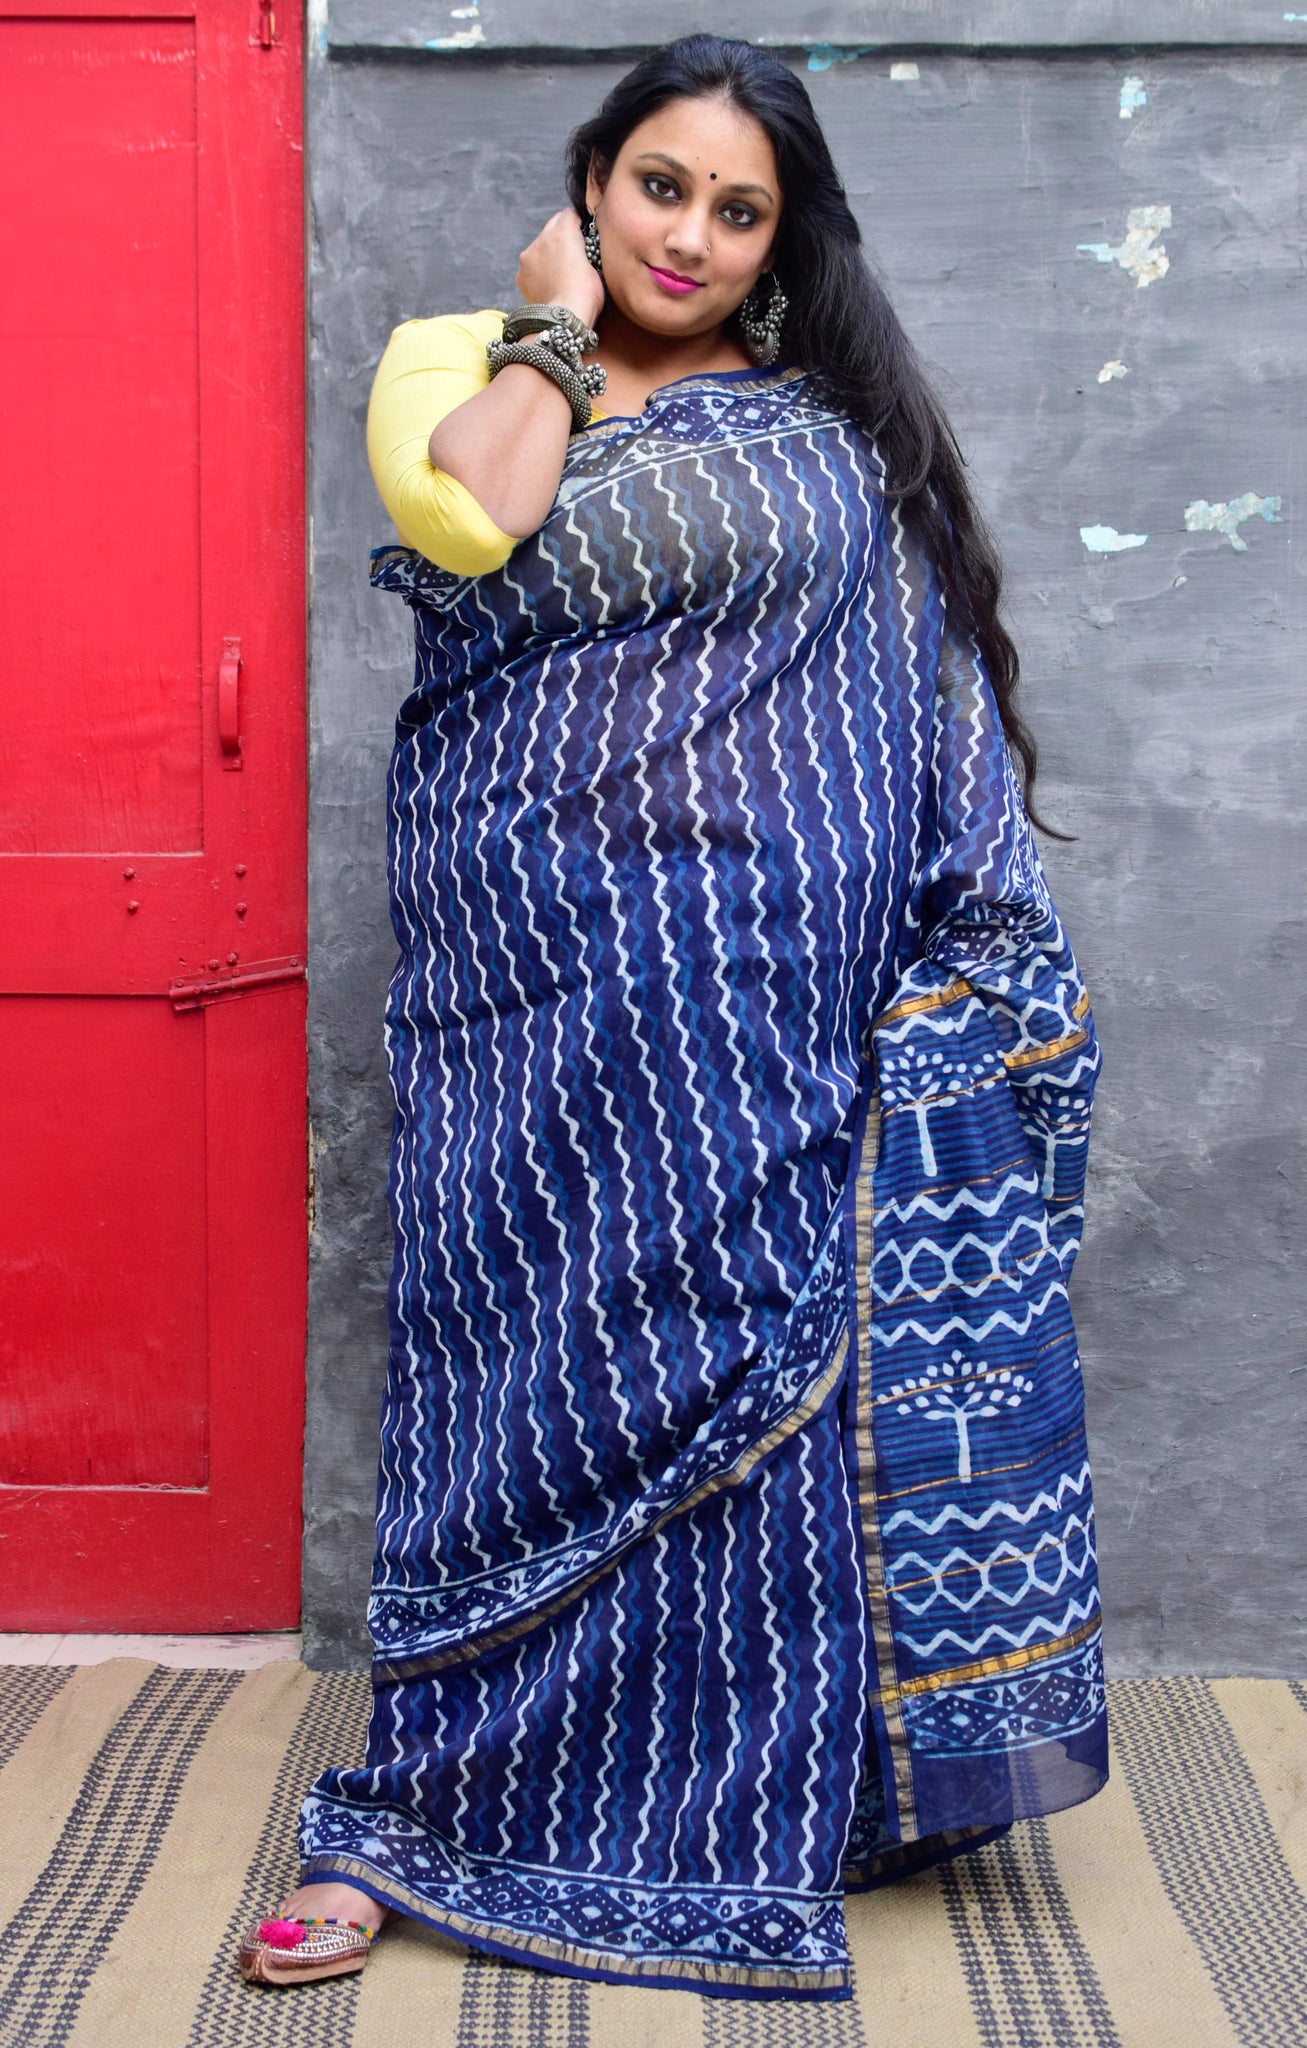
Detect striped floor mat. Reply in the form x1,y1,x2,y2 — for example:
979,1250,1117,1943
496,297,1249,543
0,1662,1301,2048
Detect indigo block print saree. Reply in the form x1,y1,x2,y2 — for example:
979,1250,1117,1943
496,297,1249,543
299,363,1107,1999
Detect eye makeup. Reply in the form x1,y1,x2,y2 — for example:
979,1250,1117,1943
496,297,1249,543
641,173,761,229
632,151,776,211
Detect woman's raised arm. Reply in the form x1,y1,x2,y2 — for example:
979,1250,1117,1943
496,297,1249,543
366,211,603,573
366,312,521,576
427,210,604,541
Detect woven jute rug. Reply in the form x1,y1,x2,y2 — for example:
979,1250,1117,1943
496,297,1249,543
0,1662,1301,2048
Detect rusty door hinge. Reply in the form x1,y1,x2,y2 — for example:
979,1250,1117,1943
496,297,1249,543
170,956,305,1011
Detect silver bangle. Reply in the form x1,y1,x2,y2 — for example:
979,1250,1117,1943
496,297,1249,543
486,337,597,433
501,303,599,354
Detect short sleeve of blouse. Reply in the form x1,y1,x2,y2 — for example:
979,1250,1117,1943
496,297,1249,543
366,310,518,578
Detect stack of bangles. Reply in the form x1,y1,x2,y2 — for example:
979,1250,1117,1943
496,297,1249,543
486,304,607,432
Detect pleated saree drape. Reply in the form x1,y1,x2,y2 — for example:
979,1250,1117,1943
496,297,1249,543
299,362,1107,1999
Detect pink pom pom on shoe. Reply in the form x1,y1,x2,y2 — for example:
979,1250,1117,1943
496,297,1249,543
256,1918,308,1949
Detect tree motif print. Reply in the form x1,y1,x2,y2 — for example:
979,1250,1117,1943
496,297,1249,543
891,1351,1034,1482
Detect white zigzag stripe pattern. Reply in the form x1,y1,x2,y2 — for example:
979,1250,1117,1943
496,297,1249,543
888,1511,1097,1614
884,1462,1094,1537
898,1593,1102,1660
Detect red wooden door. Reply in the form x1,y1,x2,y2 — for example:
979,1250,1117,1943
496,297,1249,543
0,0,306,1627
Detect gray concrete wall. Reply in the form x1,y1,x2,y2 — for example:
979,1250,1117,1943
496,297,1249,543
303,2,1307,1672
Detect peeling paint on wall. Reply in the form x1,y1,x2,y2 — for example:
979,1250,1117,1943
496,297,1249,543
806,45,871,71
1080,524,1149,552
1119,75,1148,118
1077,204,1172,286
1184,492,1284,550
1097,360,1130,382
425,0,482,48
890,62,920,81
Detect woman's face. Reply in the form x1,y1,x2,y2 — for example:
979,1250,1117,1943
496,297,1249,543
585,95,781,338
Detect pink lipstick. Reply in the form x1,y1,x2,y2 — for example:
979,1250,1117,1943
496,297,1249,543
647,264,705,295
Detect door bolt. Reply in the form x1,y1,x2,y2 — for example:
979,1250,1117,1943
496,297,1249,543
235,863,247,877
126,900,140,914
208,958,220,971
227,951,239,965
235,901,248,917
123,867,136,881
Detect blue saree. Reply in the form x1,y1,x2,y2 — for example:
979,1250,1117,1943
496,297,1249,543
299,361,1106,1999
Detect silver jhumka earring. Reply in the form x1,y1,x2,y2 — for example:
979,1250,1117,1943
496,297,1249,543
738,272,788,366
582,214,603,275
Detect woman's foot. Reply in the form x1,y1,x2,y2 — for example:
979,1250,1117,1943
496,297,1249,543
237,1879,390,1986
275,1879,390,1936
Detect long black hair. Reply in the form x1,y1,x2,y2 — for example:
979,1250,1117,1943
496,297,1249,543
565,34,1058,831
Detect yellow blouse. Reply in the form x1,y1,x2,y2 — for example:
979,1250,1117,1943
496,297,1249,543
366,309,605,579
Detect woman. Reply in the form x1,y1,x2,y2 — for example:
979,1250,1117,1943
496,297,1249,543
240,34,1106,2002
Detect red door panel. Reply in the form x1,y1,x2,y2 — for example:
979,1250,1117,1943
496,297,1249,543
1,17,202,858
0,998,208,1489
0,0,305,1628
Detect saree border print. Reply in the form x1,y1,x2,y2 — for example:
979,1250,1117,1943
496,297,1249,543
303,1851,851,1996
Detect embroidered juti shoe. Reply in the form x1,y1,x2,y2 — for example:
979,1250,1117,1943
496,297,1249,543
237,1914,378,1985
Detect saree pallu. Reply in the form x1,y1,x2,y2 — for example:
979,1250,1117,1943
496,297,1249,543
300,363,1107,1999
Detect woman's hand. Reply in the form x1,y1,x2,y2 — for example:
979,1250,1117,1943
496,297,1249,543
515,208,605,329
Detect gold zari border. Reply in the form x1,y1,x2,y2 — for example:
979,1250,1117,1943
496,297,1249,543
873,977,973,1030
300,1853,849,1995
1004,1024,1089,1072
870,1614,1102,1709
849,1090,920,1839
